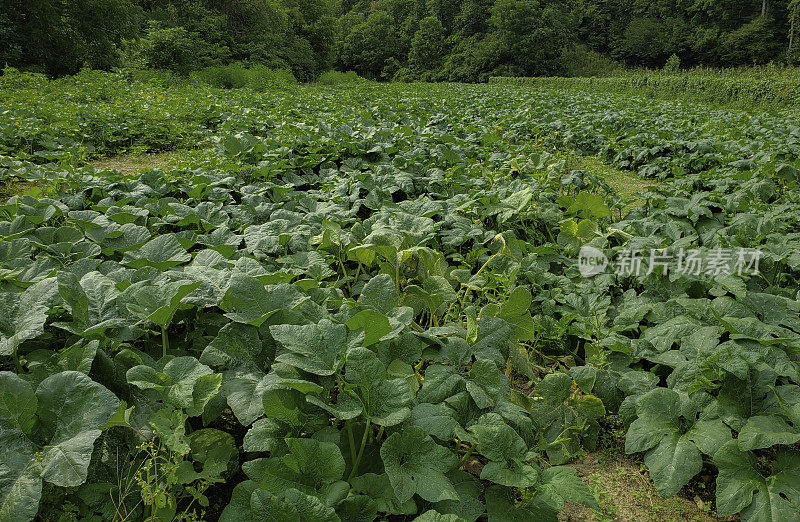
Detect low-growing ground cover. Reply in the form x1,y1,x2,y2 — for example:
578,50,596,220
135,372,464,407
1,71,799,521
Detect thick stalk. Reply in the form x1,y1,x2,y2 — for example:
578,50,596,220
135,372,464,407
161,327,169,358
348,418,371,481
346,421,357,467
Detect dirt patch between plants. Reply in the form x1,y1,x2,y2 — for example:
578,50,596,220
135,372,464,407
0,178,46,199
558,452,729,522
91,151,182,175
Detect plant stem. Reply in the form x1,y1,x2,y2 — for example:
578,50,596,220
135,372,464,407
161,327,169,358
459,445,474,465
348,418,371,481
12,347,21,373
346,420,357,467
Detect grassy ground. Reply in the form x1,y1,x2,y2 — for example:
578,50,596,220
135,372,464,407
559,418,728,522
89,148,250,175
90,151,181,175
560,454,723,522
557,150,660,205
0,178,42,199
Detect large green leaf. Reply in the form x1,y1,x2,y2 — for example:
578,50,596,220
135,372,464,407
55,271,124,337
0,278,58,356
380,426,459,503
359,274,398,314
714,440,800,521
243,438,345,494
127,356,221,416
221,275,308,326
625,388,729,497
0,371,119,521
350,473,417,515
125,279,202,329
271,320,360,376
339,347,412,426
122,233,191,270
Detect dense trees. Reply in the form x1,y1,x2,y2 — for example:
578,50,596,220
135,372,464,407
1,0,799,80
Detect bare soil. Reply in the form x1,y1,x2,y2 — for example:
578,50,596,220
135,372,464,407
90,151,182,175
559,452,732,522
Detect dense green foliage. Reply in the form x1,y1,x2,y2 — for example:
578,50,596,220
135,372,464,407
3,0,800,80
491,65,800,111
2,71,800,521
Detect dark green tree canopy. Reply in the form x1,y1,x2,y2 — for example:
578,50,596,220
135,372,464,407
0,0,797,79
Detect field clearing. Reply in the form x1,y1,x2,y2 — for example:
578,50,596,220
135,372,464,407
1,72,799,521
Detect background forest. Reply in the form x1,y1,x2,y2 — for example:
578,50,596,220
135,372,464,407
1,1,800,82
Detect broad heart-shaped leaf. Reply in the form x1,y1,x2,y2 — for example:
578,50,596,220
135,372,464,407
359,274,398,314
714,440,800,521
35,372,120,485
411,403,459,441
563,192,611,219
251,487,339,521
480,460,540,489
339,348,412,426
0,278,58,356
271,320,361,376
485,485,559,522
276,251,335,280
219,480,259,521
125,279,202,329
122,233,190,270
0,372,37,435
219,481,340,522
0,372,119,522
737,414,800,451
625,388,729,498
531,372,605,465
642,315,703,354
243,438,345,494
466,358,509,409
220,275,308,326
537,466,599,512
127,356,221,416
404,276,457,317
55,271,124,338
499,287,532,319
430,469,485,522
380,426,459,503
345,309,392,346
201,322,263,371
350,473,418,515
467,413,527,462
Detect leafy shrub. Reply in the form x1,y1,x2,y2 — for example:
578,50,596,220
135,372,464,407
192,64,296,90
0,66,49,90
243,64,297,90
558,45,621,77
117,68,187,88
192,64,249,89
392,67,415,83
133,23,200,76
317,70,368,84
663,53,681,72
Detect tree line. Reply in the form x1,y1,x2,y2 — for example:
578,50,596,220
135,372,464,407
1,0,799,81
